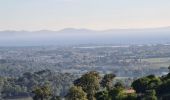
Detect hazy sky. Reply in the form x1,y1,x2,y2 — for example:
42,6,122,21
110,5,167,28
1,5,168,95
0,0,170,31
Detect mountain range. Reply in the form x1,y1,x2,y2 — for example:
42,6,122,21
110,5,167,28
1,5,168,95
0,27,170,46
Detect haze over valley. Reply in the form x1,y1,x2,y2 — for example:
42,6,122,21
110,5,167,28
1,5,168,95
0,27,170,46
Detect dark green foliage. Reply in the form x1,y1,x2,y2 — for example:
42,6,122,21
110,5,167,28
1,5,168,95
2,69,170,100
157,72,170,98
95,90,110,100
100,73,116,90
32,85,51,100
66,86,88,100
50,96,62,100
131,75,162,93
114,82,124,88
161,73,170,81
74,71,100,100
131,71,170,99
109,87,126,100
1,78,28,98
73,71,138,100
0,69,76,99
124,93,137,100
141,90,157,100
157,79,170,95
96,88,137,100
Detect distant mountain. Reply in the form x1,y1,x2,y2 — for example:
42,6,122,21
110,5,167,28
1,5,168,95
0,27,170,46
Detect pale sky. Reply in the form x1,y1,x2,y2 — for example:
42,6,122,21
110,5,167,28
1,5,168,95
0,0,170,31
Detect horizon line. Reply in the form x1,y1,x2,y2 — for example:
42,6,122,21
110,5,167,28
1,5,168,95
0,26,170,32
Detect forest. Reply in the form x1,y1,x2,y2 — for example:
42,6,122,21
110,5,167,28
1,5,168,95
0,67,170,100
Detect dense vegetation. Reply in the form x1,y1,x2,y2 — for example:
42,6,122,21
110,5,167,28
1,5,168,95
1,67,170,100
0,69,76,99
33,67,170,100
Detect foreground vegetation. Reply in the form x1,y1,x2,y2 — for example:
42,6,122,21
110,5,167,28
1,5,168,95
1,67,170,100
65,67,170,100
0,70,76,100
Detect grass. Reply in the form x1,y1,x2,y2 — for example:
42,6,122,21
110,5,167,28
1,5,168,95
141,57,170,69
142,57,170,63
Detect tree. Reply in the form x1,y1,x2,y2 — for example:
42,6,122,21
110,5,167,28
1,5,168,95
66,86,88,100
0,77,4,99
114,82,124,88
50,96,62,100
32,85,51,100
124,93,137,100
109,87,125,100
142,90,157,100
157,79,170,95
95,90,111,100
74,71,100,100
100,73,116,90
131,75,161,93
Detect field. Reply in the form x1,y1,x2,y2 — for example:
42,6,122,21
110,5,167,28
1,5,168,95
141,57,170,69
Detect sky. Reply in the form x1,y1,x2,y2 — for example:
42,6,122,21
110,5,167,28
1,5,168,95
0,0,170,31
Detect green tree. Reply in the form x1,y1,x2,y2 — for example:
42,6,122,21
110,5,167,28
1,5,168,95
32,85,51,100
124,93,137,100
66,86,88,100
50,96,62,100
157,79,170,95
114,82,124,88
0,77,4,99
109,87,125,100
100,73,116,90
132,75,161,93
142,90,157,100
95,90,111,100
74,71,100,100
